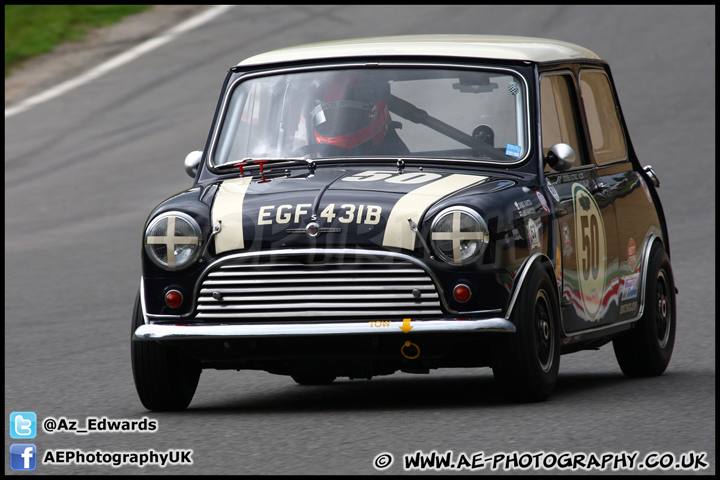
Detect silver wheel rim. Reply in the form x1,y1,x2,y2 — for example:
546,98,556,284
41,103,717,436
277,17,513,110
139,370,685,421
535,290,555,373
655,270,672,349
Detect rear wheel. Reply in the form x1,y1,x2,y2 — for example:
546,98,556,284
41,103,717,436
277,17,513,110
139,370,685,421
131,291,201,411
613,244,675,376
492,265,560,402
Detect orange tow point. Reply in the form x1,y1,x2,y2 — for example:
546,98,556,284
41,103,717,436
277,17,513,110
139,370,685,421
399,318,413,333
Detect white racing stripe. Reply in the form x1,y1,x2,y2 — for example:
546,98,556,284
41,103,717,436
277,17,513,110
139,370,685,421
382,174,487,251
5,5,235,118
212,176,253,254
212,173,486,254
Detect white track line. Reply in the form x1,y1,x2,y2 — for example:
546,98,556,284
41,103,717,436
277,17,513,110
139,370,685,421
5,5,235,118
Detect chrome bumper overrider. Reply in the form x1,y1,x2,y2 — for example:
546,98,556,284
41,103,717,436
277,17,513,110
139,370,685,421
133,317,515,341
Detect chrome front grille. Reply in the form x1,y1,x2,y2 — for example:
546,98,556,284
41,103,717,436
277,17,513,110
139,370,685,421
195,252,443,322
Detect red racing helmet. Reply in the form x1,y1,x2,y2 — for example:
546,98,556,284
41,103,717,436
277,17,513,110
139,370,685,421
311,73,390,152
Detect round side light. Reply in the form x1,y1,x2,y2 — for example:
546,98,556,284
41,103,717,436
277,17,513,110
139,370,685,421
165,290,183,309
453,284,472,303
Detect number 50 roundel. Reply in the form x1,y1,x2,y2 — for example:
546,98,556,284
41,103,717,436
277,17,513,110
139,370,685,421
572,183,607,322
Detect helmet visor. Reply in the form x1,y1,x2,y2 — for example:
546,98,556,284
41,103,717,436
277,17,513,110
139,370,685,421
311,100,376,137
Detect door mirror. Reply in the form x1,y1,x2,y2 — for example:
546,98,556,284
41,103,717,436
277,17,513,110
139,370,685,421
184,151,202,178
545,143,575,172
643,165,660,188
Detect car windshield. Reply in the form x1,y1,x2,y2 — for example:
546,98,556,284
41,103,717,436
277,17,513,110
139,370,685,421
212,67,528,166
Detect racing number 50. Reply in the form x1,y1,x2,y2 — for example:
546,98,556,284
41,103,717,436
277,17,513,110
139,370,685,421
580,215,601,281
342,170,441,184
572,183,607,322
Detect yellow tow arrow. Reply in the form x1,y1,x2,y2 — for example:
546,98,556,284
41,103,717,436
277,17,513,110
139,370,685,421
399,318,413,333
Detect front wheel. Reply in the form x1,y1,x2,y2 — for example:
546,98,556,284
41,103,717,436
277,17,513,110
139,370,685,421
131,291,201,411
492,265,561,402
613,244,676,377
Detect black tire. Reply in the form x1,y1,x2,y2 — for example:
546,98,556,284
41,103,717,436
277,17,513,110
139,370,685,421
492,265,561,402
613,244,675,377
131,291,201,411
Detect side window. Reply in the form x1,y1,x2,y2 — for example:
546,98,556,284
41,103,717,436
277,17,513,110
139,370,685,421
579,70,627,165
540,74,584,169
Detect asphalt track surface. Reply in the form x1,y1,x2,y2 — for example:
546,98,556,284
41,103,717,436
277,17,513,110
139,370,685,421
5,5,715,475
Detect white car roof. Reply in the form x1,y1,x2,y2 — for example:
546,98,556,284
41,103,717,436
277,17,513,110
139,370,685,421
237,34,601,67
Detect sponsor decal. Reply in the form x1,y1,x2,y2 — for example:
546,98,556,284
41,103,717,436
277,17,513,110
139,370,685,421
505,143,522,158
526,217,541,249
536,191,550,213
627,238,638,272
555,245,563,287
572,183,607,322
547,181,560,203
620,301,638,314
514,200,531,209
513,198,534,217
559,171,590,183
561,221,573,259
622,272,639,300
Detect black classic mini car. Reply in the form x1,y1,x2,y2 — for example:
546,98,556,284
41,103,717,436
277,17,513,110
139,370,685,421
132,35,675,410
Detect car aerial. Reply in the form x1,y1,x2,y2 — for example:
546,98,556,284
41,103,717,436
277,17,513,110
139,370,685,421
131,34,675,410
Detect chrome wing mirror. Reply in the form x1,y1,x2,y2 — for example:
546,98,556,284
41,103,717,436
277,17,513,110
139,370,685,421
544,143,575,172
184,151,202,178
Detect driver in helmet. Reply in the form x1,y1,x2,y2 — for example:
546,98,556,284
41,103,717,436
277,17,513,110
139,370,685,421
310,73,409,155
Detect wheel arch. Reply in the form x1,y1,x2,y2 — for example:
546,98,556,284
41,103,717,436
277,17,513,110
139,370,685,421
505,253,560,322
635,233,674,322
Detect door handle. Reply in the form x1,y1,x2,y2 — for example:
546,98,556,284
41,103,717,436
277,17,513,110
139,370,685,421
591,182,610,194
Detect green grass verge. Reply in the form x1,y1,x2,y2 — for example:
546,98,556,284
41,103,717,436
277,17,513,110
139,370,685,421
5,5,152,77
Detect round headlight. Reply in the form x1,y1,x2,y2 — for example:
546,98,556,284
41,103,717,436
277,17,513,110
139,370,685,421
430,207,489,265
144,212,202,270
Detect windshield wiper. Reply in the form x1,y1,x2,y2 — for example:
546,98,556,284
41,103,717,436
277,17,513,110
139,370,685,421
214,157,310,174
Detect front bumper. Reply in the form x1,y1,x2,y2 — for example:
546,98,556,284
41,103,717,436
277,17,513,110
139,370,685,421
133,317,515,341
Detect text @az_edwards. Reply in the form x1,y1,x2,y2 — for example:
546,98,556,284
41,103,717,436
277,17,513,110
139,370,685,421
42,416,157,434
